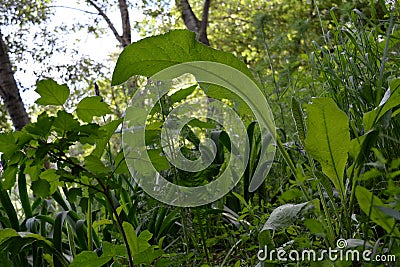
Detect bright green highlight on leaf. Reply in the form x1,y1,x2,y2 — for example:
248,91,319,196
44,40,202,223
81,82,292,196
305,98,350,201
363,78,400,131
76,96,111,123
35,79,70,106
111,29,254,85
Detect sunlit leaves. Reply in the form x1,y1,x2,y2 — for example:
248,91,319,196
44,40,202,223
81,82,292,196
76,96,111,123
35,79,70,106
111,29,254,85
363,78,400,131
305,98,350,200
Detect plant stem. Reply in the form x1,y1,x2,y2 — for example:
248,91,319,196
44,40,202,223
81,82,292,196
87,196,93,251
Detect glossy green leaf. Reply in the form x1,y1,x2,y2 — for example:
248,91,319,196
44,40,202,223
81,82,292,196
69,251,112,267
305,98,350,200
1,165,18,190
31,179,50,197
35,79,70,106
122,221,139,256
24,113,54,138
134,247,163,265
0,229,18,244
92,219,112,229
84,155,110,174
91,119,122,158
147,149,169,171
52,110,80,134
40,169,60,195
76,96,111,123
0,133,18,156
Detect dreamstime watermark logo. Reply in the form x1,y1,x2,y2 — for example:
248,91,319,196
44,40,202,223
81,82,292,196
257,238,397,263
122,61,276,207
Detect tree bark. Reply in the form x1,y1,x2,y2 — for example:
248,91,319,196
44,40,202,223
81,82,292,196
179,0,211,46
118,0,131,47
0,30,30,131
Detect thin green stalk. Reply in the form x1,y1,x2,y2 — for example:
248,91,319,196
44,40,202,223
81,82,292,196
67,223,77,258
376,3,396,105
87,196,93,251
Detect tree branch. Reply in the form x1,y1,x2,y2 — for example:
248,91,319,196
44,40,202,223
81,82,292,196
179,0,201,32
198,0,210,46
118,0,131,47
178,0,210,46
86,0,125,47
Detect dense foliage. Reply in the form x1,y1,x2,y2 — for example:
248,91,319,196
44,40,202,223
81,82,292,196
0,0,400,266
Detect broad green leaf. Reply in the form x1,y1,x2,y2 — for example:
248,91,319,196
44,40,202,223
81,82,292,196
261,202,308,231
76,96,111,123
35,79,70,106
40,169,60,195
84,155,110,174
122,221,139,256
355,186,400,238
111,30,253,85
305,98,349,200
92,219,113,229
0,229,18,245
1,165,18,190
0,133,18,156
91,119,122,158
363,78,400,131
169,84,197,103
78,123,105,145
31,179,50,197
377,206,400,220
24,113,54,138
52,110,80,134
147,149,170,171
304,218,324,234
134,247,163,265
69,251,112,267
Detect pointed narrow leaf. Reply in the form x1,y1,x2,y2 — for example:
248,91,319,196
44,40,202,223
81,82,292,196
291,97,306,146
122,222,139,255
35,79,70,106
91,119,122,158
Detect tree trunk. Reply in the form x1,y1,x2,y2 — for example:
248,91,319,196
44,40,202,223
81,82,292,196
0,30,30,131
87,0,131,47
179,0,211,46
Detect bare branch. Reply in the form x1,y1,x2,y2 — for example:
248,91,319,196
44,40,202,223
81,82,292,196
179,0,201,32
118,0,131,47
198,0,210,46
49,5,98,15
178,0,210,46
86,0,125,47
